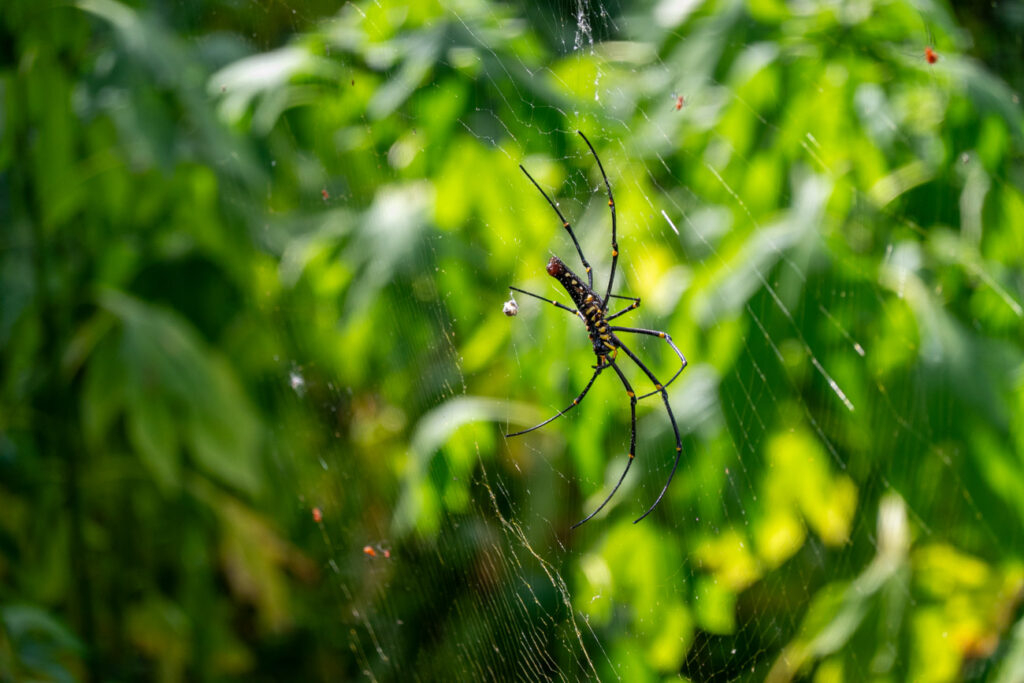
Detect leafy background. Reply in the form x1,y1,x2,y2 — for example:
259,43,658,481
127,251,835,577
2,0,1024,680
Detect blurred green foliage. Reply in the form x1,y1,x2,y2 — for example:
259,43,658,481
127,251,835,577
2,0,1024,680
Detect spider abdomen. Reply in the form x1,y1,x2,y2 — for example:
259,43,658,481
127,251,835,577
546,256,616,355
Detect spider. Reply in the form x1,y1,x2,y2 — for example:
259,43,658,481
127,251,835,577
506,131,688,528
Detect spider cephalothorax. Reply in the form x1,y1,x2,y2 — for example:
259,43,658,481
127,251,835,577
506,131,689,529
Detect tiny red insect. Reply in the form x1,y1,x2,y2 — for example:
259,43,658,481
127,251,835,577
673,94,685,111
321,188,329,201
363,545,377,557
383,549,391,559
312,507,323,522
924,46,938,64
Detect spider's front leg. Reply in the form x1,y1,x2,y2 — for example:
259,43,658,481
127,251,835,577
611,325,687,398
505,361,605,438
615,340,683,523
590,348,617,370
571,355,637,529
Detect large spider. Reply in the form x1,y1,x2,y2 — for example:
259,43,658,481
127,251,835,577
506,131,688,529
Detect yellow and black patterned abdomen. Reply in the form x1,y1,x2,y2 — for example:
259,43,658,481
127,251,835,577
546,256,616,356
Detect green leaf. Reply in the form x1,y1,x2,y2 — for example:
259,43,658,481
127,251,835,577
1,605,83,683
125,384,181,491
91,290,263,496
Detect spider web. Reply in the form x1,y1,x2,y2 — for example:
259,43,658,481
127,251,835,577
203,0,1024,679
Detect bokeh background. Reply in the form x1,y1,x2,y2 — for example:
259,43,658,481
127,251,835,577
3,0,1024,680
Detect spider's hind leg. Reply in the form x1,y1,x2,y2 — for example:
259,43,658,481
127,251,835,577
508,286,582,319
518,165,594,289
576,131,618,308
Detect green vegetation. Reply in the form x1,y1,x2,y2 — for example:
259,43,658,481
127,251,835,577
2,0,1023,679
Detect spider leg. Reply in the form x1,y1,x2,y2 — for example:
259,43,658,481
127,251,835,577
610,326,688,399
518,165,594,289
508,286,583,320
577,131,618,309
605,294,641,321
505,361,605,437
614,340,683,524
571,356,637,529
